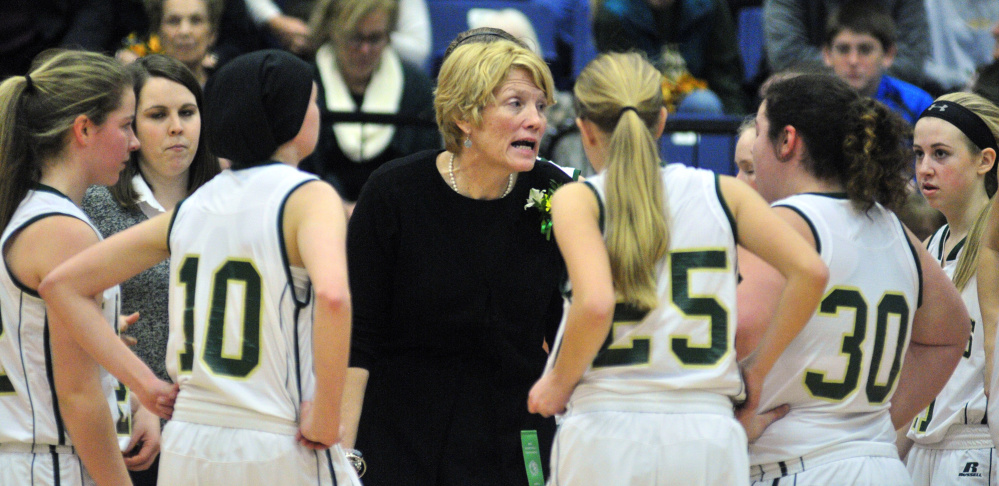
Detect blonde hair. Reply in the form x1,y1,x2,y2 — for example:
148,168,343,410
435,40,555,154
0,49,131,231
933,92,999,291
309,0,399,48
574,52,668,311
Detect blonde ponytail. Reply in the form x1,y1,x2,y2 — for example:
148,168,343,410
575,52,668,311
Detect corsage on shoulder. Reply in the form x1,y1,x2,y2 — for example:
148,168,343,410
524,180,563,240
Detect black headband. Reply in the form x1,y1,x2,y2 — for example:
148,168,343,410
457,32,508,46
918,101,998,153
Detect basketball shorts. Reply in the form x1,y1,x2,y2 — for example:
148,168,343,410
906,444,996,486
549,410,748,486
0,445,91,486
751,455,912,486
158,420,361,485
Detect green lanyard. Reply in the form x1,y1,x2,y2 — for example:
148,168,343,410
520,430,545,486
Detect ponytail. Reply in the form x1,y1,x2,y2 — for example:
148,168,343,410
575,52,667,311
841,97,911,212
0,77,36,233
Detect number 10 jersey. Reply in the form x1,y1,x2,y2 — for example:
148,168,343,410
166,163,319,435
749,193,921,467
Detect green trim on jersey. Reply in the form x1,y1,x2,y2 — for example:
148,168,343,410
773,204,822,255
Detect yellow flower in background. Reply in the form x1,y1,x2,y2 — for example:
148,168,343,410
123,33,164,58
661,72,708,113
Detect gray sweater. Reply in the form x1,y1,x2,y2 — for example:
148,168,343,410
82,186,172,383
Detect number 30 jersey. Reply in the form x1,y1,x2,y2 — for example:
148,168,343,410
750,193,921,466
547,164,742,404
167,163,319,435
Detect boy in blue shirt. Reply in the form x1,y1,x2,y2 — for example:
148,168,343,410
822,3,933,125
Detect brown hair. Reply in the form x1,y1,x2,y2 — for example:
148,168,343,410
110,54,220,209
0,49,132,230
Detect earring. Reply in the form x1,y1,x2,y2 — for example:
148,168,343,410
464,138,472,148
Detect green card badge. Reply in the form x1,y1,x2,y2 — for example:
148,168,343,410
520,430,544,486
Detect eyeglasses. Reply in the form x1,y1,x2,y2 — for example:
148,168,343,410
345,32,390,50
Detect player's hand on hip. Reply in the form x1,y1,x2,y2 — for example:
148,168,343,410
136,378,178,420
297,400,339,450
527,373,572,418
737,403,790,443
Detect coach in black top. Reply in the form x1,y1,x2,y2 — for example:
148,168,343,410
342,33,570,485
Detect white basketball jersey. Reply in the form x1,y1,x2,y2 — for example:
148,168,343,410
546,164,742,403
750,194,921,466
167,164,320,435
908,225,988,444
0,186,130,449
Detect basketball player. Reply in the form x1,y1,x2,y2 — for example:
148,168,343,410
741,74,971,485
904,94,999,485
1,50,172,485
527,52,829,486
41,50,361,485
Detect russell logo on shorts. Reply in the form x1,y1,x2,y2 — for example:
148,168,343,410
959,462,983,478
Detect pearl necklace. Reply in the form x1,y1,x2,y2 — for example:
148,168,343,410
449,152,514,198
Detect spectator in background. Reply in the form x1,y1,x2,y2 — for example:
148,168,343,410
972,21,999,107
821,2,933,125
243,0,431,67
56,0,261,73
923,0,999,96
299,0,438,204
765,0,929,88
592,0,749,114
137,0,224,86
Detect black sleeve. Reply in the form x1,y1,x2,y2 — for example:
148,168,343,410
704,0,748,114
346,173,399,370
591,6,632,53
60,0,143,53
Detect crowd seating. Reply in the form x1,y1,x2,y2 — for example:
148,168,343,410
421,1,762,176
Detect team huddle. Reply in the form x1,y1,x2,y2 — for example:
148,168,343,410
0,21,998,486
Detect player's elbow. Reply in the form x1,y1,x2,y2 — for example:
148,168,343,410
798,255,829,296
313,284,351,315
38,269,69,305
575,289,616,328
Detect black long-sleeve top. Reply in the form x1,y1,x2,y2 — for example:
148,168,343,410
347,150,570,485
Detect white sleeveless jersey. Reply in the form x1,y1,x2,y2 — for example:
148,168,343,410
908,225,988,444
0,186,131,449
750,194,921,466
167,164,320,435
546,164,742,404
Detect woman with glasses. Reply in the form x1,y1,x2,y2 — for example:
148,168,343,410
301,0,440,205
